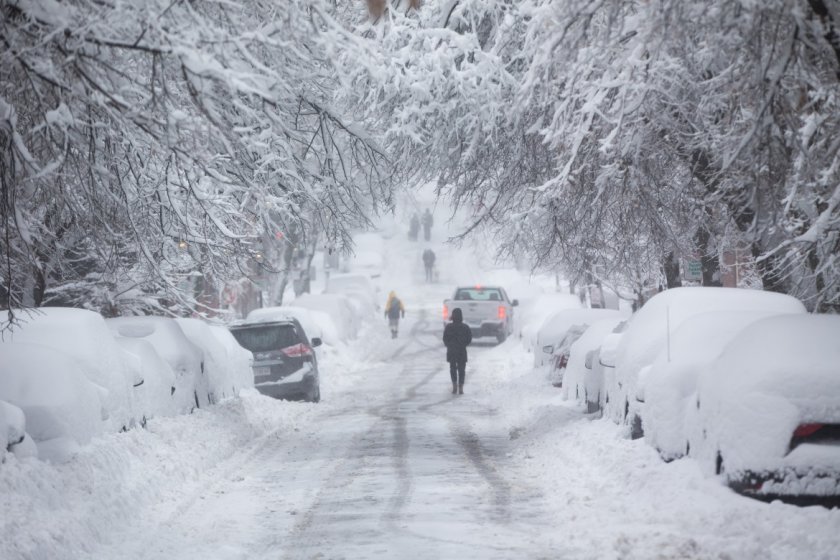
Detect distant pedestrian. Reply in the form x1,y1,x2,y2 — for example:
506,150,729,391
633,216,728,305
422,209,433,241
443,308,472,395
409,213,420,241
384,291,405,338
422,249,436,282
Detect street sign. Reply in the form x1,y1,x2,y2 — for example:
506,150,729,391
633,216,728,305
685,259,702,281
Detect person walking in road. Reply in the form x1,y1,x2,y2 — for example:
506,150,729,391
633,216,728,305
409,213,420,241
384,291,405,338
443,308,472,394
422,209,433,241
422,248,436,282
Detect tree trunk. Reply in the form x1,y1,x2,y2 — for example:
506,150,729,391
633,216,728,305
695,228,721,286
751,242,787,293
663,251,682,289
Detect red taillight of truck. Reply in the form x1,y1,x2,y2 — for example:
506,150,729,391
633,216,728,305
498,305,506,319
443,304,449,321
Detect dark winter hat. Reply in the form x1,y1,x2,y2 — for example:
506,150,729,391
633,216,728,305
451,308,463,322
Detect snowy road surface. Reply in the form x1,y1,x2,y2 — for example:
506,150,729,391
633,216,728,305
89,310,558,559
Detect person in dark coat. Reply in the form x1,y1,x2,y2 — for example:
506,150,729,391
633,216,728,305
443,307,472,394
422,209,433,241
422,248,436,282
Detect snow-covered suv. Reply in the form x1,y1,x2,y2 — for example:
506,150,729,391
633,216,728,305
229,319,322,403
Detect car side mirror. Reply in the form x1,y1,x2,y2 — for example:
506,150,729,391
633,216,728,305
542,344,554,355
584,350,596,370
311,337,322,348
512,299,519,307
598,332,623,368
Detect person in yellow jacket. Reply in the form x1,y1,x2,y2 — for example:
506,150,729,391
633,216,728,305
384,291,405,338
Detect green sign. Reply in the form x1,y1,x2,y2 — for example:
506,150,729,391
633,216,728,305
685,259,702,281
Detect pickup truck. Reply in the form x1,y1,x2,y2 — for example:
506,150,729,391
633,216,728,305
443,286,519,343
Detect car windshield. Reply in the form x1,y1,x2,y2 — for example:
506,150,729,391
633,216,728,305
455,288,503,301
230,324,298,353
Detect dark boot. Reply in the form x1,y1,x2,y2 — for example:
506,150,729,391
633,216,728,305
451,383,457,394
458,384,464,395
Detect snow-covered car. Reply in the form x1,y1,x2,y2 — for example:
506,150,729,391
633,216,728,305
516,293,582,351
107,317,208,413
444,285,519,343
176,318,247,404
291,293,360,342
113,336,178,421
562,317,627,409
535,308,626,370
3,308,136,432
642,308,807,461
324,273,379,317
229,318,323,402
246,305,340,347
0,343,104,462
686,314,840,498
208,325,255,395
601,287,806,439
1,399,29,456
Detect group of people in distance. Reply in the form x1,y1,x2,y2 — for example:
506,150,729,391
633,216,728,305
408,209,433,242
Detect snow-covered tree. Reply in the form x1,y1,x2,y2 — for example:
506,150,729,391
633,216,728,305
1,0,390,326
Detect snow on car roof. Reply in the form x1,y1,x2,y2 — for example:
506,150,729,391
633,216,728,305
708,313,840,395
617,287,806,380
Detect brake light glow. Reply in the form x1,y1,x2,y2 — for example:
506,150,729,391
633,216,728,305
443,304,449,320
281,343,312,358
498,305,506,319
793,423,824,438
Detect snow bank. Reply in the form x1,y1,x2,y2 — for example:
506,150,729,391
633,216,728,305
0,343,104,463
691,313,840,486
2,308,135,433
0,392,313,559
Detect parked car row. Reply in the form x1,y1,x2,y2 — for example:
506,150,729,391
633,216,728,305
0,308,254,462
551,287,840,499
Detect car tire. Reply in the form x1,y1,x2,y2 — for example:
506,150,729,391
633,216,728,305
630,413,643,440
310,386,321,403
496,331,507,344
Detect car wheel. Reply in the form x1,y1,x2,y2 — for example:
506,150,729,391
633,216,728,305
496,331,507,344
310,386,321,403
630,413,643,440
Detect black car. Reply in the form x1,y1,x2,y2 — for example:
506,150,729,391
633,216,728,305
229,319,322,403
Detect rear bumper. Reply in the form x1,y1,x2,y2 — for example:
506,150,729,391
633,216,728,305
255,375,317,400
253,361,318,401
468,321,505,338
729,467,840,498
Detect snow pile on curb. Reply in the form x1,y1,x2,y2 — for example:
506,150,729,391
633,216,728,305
0,391,310,560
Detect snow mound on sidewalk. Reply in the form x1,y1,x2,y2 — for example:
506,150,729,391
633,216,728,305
0,391,310,560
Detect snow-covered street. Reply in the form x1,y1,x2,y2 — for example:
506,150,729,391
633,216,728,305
4,211,840,560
